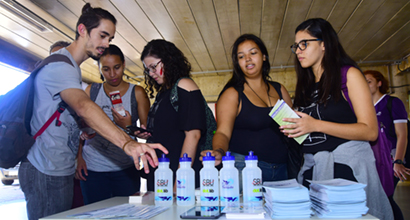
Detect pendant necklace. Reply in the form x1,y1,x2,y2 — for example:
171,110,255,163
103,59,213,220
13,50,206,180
246,82,272,107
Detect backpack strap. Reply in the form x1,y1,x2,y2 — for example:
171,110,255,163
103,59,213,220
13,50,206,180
130,85,138,126
90,83,102,102
33,102,67,139
32,54,73,77
386,96,394,118
170,77,190,112
90,83,138,126
341,66,353,111
31,54,74,139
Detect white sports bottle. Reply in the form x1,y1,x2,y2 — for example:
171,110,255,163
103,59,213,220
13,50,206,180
176,153,195,206
200,152,219,206
154,154,173,206
219,151,240,207
242,151,263,206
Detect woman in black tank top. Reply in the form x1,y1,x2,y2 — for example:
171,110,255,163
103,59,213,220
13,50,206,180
200,34,293,183
282,18,392,220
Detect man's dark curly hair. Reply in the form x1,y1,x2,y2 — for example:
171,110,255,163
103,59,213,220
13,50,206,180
140,39,192,98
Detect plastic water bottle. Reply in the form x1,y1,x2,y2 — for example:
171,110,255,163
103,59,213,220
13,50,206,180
200,152,219,206
154,154,173,206
219,151,240,207
176,153,195,206
242,151,263,206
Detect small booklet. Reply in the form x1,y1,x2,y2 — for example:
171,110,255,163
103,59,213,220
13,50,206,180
109,90,126,117
222,204,265,219
268,99,309,144
129,191,153,204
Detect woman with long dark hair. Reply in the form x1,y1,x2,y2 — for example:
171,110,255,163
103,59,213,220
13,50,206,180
281,18,393,219
140,39,208,191
201,34,292,183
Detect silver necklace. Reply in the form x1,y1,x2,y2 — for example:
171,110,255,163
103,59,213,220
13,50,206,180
246,82,272,107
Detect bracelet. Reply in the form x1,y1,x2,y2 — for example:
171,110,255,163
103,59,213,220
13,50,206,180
393,159,404,165
122,139,133,151
215,148,225,156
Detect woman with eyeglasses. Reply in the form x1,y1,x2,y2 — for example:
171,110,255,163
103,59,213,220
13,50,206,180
200,34,293,183
139,39,207,191
281,18,392,219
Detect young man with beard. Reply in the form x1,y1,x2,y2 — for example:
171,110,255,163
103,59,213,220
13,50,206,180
19,4,167,220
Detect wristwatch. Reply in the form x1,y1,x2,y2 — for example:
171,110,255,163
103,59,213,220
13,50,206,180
393,159,404,165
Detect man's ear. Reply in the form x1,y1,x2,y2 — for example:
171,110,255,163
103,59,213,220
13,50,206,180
78,24,87,37
321,41,325,51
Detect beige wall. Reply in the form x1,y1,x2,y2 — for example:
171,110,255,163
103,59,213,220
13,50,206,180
139,59,410,117
190,68,297,103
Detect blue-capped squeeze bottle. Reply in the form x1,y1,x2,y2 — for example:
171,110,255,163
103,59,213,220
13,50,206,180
154,154,173,206
219,151,240,207
199,152,219,206
242,151,263,206
176,153,195,206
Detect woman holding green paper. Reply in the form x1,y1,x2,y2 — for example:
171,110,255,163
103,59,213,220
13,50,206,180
201,34,292,182
281,18,392,220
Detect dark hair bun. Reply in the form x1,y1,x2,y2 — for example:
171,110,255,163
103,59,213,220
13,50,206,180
81,3,93,14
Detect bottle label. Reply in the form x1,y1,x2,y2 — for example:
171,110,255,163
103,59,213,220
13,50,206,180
202,179,215,187
201,196,218,202
177,179,186,189
156,189,170,193
248,196,263,202
221,178,234,189
157,179,169,187
155,196,172,201
221,196,239,202
252,178,262,186
176,196,192,201
202,188,215,193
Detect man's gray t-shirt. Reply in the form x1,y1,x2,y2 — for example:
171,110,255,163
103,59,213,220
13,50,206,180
28,48,83,176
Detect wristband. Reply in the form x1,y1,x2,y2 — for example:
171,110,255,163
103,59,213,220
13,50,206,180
393,159,404,165
215,148,225,156
122,140,133,151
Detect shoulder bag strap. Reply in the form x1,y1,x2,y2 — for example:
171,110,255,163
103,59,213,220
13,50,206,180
340,66,353,111
130,85,138,126
89,83,102,102
170,77,190,112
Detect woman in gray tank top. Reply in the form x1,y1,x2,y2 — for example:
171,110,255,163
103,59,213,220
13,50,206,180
75,45,151,205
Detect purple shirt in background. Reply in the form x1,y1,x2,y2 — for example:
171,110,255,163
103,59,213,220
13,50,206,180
375,94,408,148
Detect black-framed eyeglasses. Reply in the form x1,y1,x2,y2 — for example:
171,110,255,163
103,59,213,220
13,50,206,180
144,60,162,75
290,39,322,54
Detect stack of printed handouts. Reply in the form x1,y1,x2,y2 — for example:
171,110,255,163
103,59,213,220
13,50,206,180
67,204,169,219
268,99,309,144
309,178,369,218
263,179,313,219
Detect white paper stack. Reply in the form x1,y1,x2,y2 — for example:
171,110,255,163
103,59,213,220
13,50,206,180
263,179,313,219
129,191,153,204
222,204,266,219
308,179,369,218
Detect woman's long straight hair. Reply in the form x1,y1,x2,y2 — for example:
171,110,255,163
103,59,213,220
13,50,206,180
293,18,360,108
